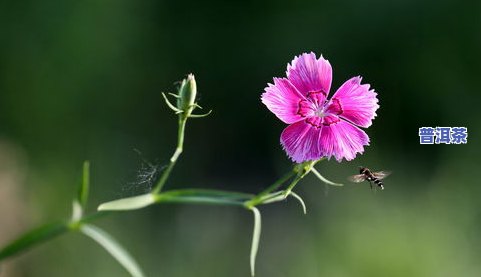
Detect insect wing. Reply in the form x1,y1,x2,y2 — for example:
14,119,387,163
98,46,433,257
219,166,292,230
372,171,391,180
348,174,366,183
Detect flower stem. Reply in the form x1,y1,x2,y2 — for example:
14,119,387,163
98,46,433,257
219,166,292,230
244,170,296,208
152,116,187,194
281,160,322,196
282,173,304,197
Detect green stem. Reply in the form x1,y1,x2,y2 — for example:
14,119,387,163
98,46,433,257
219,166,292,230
1,157,328,262
281,160,321,197
258,170,296,197
245,169,296,208
160,189,254,199
157,189,253,206
152,116,187,194
78,211,111,225
158,195,245,206
282,173,304,197
0,211,111,260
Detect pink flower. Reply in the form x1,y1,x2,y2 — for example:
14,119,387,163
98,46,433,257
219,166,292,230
262,52,379,163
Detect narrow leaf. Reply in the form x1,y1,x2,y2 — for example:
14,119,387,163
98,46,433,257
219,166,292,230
158,189,252,206
158,195,244,206
98,193,157,211
189,110,212,118
81,224,144,277
289,191,307,214
249,207,261,276
99,189,253,211
311,168,344,186
77,161,90,209
71,200,83,221
161,189,253,200
259,191,285,204
0,221,69,260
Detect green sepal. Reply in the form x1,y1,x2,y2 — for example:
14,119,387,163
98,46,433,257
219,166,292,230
162,92,183,113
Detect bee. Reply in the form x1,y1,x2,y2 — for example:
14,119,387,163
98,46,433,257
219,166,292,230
348,167,391,190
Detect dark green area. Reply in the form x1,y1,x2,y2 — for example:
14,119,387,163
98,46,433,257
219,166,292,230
1,0,480,276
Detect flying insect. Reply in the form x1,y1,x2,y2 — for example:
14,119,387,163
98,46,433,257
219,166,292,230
348,167,391,190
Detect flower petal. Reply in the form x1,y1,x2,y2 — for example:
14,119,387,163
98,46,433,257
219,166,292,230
319,119,370,162
261,78,309,124
326,76,379,128
280,120,323,163
286,52,332,96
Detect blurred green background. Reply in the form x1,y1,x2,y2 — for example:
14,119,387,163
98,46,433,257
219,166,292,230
1,0,480,276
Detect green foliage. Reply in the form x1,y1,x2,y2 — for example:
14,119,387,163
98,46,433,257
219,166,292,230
249,207,261,277
98,193,158,211
0,221,70,260
311,167,344,187
0,162,146,277
80,224,145,277
99,189,254,211
289,191,307,214
0,74,344,276
77,161,90,210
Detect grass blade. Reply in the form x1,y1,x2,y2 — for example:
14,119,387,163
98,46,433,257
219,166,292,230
0,221,69,260
80,224,144,277
78,161,90,209
158,195,245,206
160,189,254,200
249,207,261,276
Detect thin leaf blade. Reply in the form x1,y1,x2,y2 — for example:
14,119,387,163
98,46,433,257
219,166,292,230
158,195,244,206
158,189,249,206
0,221,69,260
98,193,157,211
311,168,344,186
80,224,144,277
249,207,261,276
289,191,307,214
78,161,90,209
161,189,253,200
258,191,285,204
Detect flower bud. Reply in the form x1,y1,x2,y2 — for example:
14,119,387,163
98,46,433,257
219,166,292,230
177,74,197,112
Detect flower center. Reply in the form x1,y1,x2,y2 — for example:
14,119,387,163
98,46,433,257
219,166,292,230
296,90,328,118
296,92,342,128
315,106,326,117
306,91,326,107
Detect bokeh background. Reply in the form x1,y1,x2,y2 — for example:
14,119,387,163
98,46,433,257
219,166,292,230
1,0,481,276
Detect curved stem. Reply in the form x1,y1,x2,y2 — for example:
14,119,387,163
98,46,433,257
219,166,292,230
152,116,187,194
